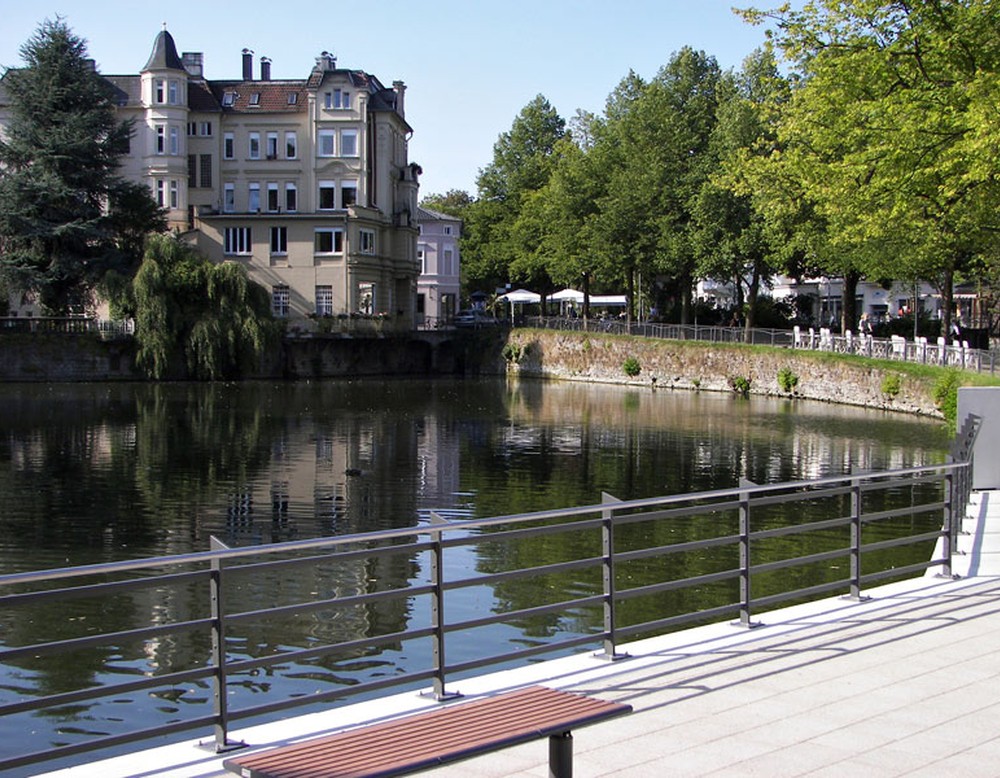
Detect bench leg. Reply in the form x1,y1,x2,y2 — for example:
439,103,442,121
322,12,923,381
549,731,573,778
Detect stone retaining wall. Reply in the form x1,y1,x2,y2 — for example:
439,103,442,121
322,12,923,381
501,329,947,418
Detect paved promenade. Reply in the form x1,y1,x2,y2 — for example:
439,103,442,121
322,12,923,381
42,490,1000,777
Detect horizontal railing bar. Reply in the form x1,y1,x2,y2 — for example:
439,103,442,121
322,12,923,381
442,633,600,678
616,533,740,563
226,584,436,625
1,462,966,589
617,603,742,638
858,472,942,494
609,499,743,527
442,556,602,592
0,617,213,661
750,578,850,611
224,540,436,576
860,559,937,584
750,515,851,541
440,518,605,549
617,568,741,601
445,595,606,633
860,530,945,554
749,547,850,575
0,666,215,717
862,503,945,524
746,484,853,509
226,668,442,724
0,568,207,607
226,627,437,675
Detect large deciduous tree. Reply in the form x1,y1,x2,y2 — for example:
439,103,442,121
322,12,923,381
0,19,164,314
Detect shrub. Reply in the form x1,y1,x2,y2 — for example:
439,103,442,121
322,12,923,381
933,370,961,426
881,373,901,399
501,342,523,363
623,357,641,377
777,367,799,394
728,375,751,397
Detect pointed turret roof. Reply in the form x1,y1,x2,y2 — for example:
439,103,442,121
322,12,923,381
142,28,184,71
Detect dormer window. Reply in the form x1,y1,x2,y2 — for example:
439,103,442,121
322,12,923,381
222,92,236,107
249,92,261,107
287,93,298,105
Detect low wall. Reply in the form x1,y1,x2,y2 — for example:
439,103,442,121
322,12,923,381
0,335,141,382
501,329,949,417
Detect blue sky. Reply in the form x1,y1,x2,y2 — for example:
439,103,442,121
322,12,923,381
1,1,780,197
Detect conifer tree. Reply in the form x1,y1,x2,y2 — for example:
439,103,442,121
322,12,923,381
0,19,164,313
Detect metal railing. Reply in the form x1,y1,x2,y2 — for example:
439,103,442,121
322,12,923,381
0,317,134,338
0,456,977,773
523,317,999,374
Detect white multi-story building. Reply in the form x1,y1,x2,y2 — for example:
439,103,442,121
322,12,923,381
3,28,422,324
415,207,461,327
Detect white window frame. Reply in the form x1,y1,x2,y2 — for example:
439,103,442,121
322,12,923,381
155,79,165,103
169,126,180,156
266,132,278,159
341,180,358,208
272,285,290,317
169,180,179,209
223,183,235,213
318,129,335,157
270,226,287,255
248,183,260,213
315,285,334,316
318,181,336,210
340,129,358,157
314,228,344,255
335,89,350,109
155,124,166,155
285,131,297,159
285,183,297,213
248,132,261,160
266,182,279,212
168,80,179,105
359,229,376,255
224,226,253,256
155,179,165,207
223,132,235,160
199,121,212,137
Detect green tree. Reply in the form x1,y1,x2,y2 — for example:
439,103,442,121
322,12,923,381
745,0,1000,338
133,234,275,380
419,189,473,219
0,19,164,314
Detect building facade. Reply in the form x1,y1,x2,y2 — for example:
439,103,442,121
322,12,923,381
415,207,461,328
2,29,422,324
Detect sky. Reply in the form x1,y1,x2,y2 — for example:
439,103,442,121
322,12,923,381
0,1,781,198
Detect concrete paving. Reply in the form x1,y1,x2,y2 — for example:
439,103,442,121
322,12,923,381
39,490,1000,778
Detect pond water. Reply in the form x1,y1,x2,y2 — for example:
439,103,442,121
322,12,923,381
0,378,953,769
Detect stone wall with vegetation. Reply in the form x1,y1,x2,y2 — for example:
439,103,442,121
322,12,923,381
499,329,1000,422
0,335,140,382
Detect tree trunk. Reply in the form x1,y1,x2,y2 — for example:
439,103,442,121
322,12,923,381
743,261,761,339
842,270,860,334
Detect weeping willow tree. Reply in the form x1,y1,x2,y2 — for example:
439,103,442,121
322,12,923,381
133,234,275,380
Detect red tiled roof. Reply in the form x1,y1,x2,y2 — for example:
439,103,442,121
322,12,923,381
210,80,307,113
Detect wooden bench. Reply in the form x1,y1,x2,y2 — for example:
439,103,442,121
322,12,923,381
222,685,632,778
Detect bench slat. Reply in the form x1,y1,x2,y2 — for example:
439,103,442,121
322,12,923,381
223,685,631,778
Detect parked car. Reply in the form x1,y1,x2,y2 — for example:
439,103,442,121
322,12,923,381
453,309,499,328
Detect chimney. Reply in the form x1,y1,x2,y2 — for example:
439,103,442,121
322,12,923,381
260,56,271,81
315,51,336,71
182,52,203,78
393,80,406,118
242,48,253,80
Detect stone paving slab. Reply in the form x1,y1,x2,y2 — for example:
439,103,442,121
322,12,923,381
37,491,1000,778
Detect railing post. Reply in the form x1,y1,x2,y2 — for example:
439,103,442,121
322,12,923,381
208,536,238,751
735,479,760,628
427,513,460,700
845,475,869,601
599,493,627,660
940,463,955,578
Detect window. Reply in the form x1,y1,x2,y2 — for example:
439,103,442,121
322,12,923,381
169,180,179,209
222,92,236,107
248,183,260,212
316,286,334,316
266,132,278,159
323,91,333,109
285,183,297,212
199,121,212,136
169,126,180,155
341,180,357,208
199,154,212,188
360,229,375,255
266,182,279,212
248,132,260,160
271,285,289,317
249,92,261,106
224,132,235,160
358,282,375,315
315,228,344,254
287,93,298,105
188,154,197,187
417,248,425,274
224,226,252,255
155,79,165,103
334,89,350,109
156,125,166,154
443,248,454,275
340,129,358,157
223,183,235,212
270,226,287,255
285,131,297,159
318,129,335,157
168,80,179,105
188,122,197,137
318,181,335,210
444,226,453,235
155,179,165,207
